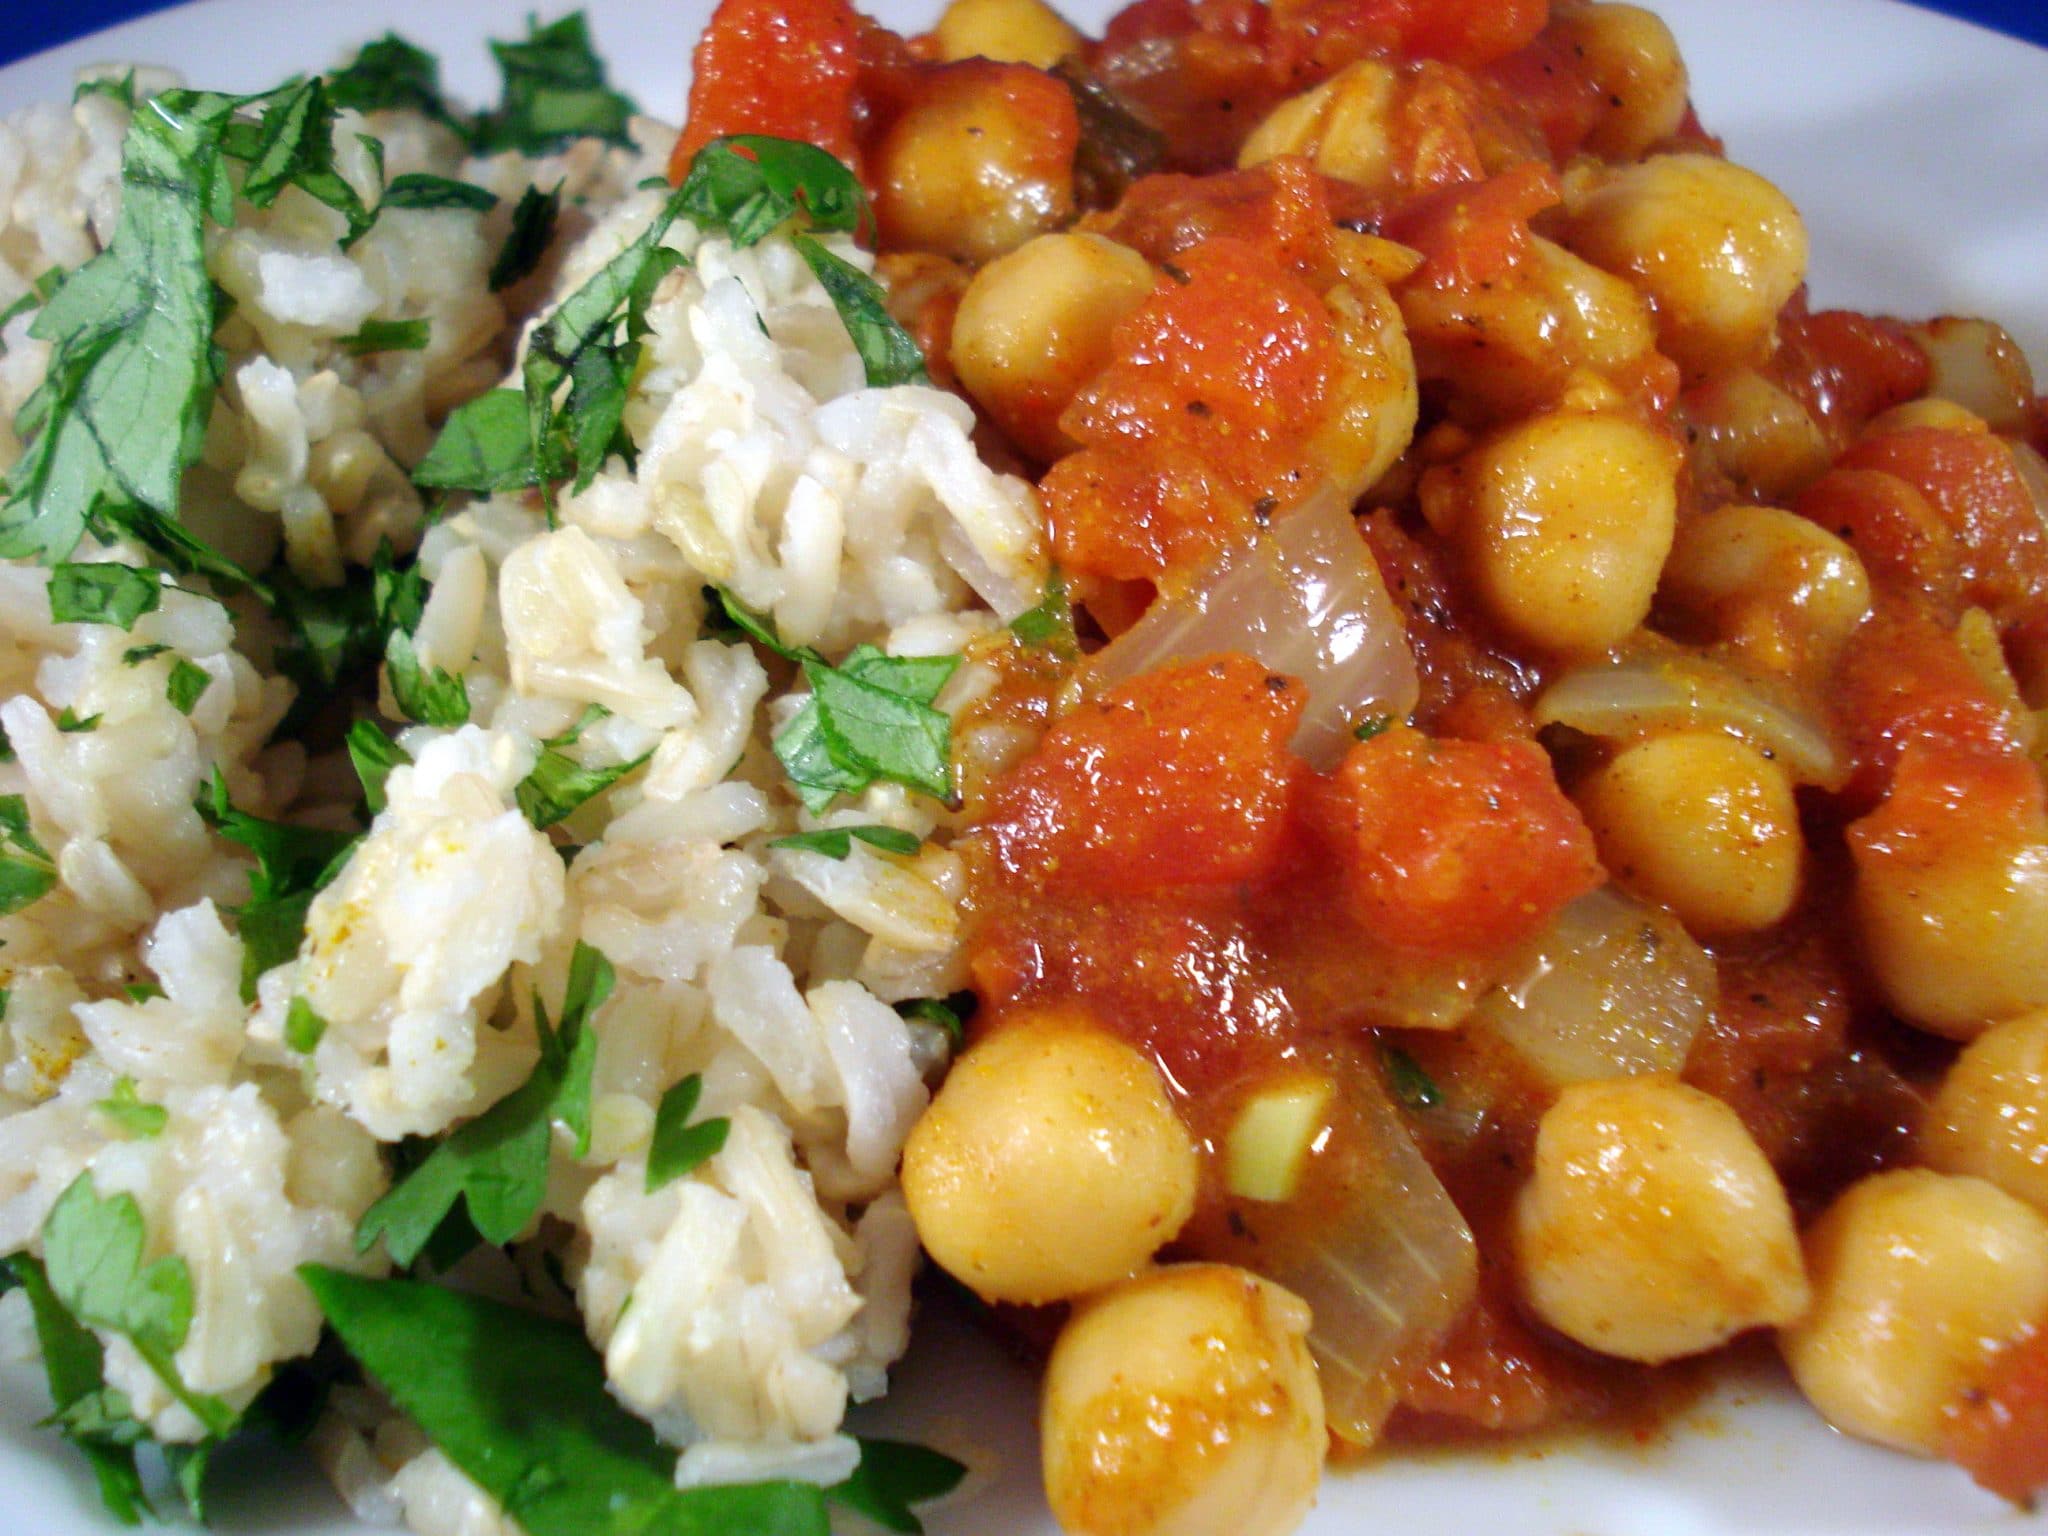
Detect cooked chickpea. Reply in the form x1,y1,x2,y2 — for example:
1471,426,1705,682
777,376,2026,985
1514,1077,1809,1363
1238,58,1400,189
872,62,1079,266
1922,1011,2048,1212
1678,369,1833,503
1561,154,1808,377
951,232,1157,461
1549,3,1690,159
1851,765,2048,1039
1779,1169,2048,1454
1043,1264,1326,1536
1427,409,1679,655
1308,271,1419,501
1661,504,1871,669
1863,398,1989,437
933,0,1082,67
901,1012,1198,1304
1578,732,1804,935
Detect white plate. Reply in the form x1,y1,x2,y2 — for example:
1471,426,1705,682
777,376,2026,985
3,2,2047,1532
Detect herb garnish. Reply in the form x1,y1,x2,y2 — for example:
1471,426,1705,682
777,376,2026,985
47,563,162,629
515,705,651,829
0,794,58,916
644,1074,730,1192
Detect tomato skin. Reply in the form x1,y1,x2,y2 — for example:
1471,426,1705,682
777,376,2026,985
1771,307,1931,444
1309,724,1600,956
1847,736,2046,879
1383,162,1560,291
1831,602,2017,807
1796,467,1965,615
1093,159,1342,282
981,652,1307,896
1944,1322,2048,1505
671,0,862,176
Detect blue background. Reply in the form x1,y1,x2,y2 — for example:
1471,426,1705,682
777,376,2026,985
4,0,2046,63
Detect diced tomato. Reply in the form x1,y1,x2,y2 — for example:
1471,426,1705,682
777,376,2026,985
979,653,1307,895
1847,737,2047,877
1384,162,1560,292
1831,601,2017,806
670,0,861,178
1094,160,1341,283
1772,307,1931,443
1944,1322,2048,1506
1839,426,2048,620
1310,724,1600,956
1795,467,1965,614
1042,442,1254,585
1268,0,1548,79
1482,33,1604,161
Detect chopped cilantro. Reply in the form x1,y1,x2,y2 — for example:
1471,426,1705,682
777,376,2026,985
768,824,921,860
55,706,99,733
197,770,358,1000
72,72,140,111
379,173,498,213
490,183,561,291
674,135,868,248
339,317,431,355
644,1074,729,1192
355,942,613,1267
284,996,328,1054
1381,1042,1443,1111
829,1437,968,1536
1009,568,1076,656
43,1172,236,1436
515,706,650,829
95,1078,168,1140
0,795,57,917
120,643,170,666
775,647,960,812
384,628,470,725
327,34,456,126
897,993,972,1047
471,13,638,154
1353,714,1395,741
791,236,928,388
346,718,410,815
412,388,546,493
223,77,375,245
164,658,210,714
121,982,164,1004
47,563,162,629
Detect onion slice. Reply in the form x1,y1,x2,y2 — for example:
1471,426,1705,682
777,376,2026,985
1473,884,1717,1085
1253,1075,1478,1445
1091,490,1419,769
1535,649,1846,789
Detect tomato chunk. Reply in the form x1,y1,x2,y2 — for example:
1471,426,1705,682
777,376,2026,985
1384,162,1560,292
1311,724,1599,956
671,0,861,177
1945,1322,2048,1505
981,653,1306,895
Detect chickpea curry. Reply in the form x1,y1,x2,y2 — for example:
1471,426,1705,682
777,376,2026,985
677,0,2048,1529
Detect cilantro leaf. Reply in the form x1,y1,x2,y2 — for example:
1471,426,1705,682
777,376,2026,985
1353,714,1394,742
379,173,498,213
284,996,328,1053
491,183,560,292
777,648,959,810
72,71,140,111
43,1172,236,1436
197,771,358,1000
302,1267,832,1536
515,708,651,829
0,269,63,356
224,77,375,245
1381,1042,1443,1111
327,34,457,126
47,563,162,629
645,1075,729,1192
355,943,613,1266
346,718,410,815
164,657,210,714
1009,567,1076,656
120,644,170,665
413,387,546,493
768,824,921,860
95,1079,168,1140
897,993,971,1046
339,317,431,355
674,135,869,249
711,585,818,663
471,13,638,154
0,794,58,916
385,628,470,725
55,706,99,733
829,1438,968,1536
792,235,928,389
6,1254,149,1525
269,565,378,695
0,90,236,564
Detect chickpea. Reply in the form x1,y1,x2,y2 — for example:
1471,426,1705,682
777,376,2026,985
1677,368,1832,504
1561,154,1808,377
1578,732,1803,935
1238,59,1400,190
1779,1169,2048,1454
1307,271,1419,502
1863,398,1989,438
1922,1011,2048,1213
1549,3,1690,159
951,233,1157,461
1425,409,1679,655
872,61,1079,266
933,0,1082,68
1514,1077,1809,1363
1043,1264,1326,1536
901,1012,1198,1304
1662,505,1872,671
1850,750,2048,1039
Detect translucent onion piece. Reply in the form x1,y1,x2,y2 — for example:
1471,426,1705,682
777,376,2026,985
1907,317,2035,434
1090,490,1419,769
1535,651,1846,789
1259,1076,1478,1445
1474,884,1717,1085
2013,439,2048,535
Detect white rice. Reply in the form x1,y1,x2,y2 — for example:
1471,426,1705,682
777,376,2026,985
0,57,1044,1527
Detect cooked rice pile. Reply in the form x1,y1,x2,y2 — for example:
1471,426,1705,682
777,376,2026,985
0,64,1042,1530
